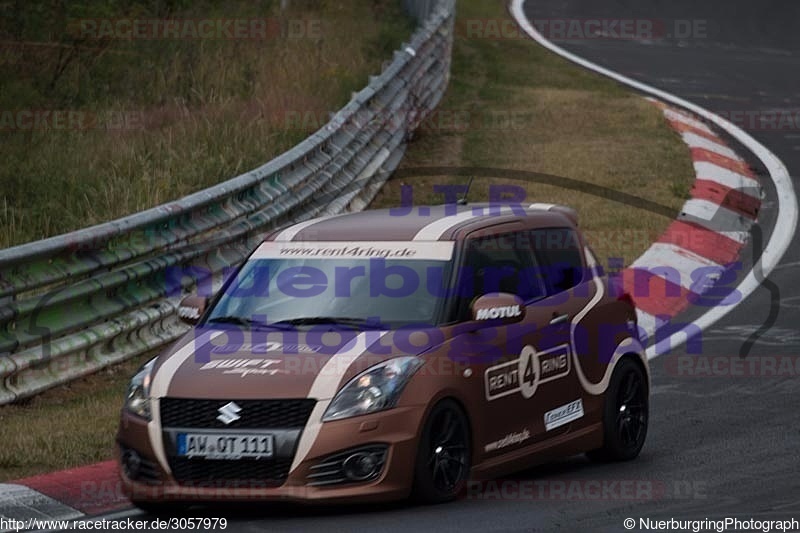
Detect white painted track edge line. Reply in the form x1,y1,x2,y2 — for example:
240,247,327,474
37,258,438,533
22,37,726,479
510,0,798,359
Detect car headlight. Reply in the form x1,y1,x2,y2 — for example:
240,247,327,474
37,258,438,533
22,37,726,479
322,357,424,421
124,358,157,420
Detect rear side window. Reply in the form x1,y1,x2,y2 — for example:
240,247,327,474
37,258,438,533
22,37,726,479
530,228,585,294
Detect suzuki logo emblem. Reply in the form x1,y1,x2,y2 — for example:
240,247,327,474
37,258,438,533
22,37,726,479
217,401,242,425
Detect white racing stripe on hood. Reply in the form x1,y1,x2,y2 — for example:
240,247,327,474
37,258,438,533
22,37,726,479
147,330,224,474
290,331,388,473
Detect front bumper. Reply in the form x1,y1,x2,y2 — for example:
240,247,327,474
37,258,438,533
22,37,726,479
117,403,426,504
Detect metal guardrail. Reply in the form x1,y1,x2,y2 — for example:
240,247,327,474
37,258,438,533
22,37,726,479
0,0,455,404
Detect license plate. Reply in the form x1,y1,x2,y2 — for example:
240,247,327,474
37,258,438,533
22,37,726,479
177,432,274,459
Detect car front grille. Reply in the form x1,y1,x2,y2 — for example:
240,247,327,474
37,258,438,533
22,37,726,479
160,398,315,487
169,457,293,488
160,398,316,429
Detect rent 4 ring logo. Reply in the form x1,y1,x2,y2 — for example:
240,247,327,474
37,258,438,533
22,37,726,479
484,344,571,401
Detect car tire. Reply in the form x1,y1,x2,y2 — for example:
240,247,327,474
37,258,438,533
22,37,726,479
587,357,648,462
412,399,471,504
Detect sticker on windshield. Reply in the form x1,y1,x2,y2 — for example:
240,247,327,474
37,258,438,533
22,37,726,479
252,241,455,261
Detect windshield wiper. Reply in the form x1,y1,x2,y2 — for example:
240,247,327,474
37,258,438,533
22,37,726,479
205,315,293,330
271,316,385,329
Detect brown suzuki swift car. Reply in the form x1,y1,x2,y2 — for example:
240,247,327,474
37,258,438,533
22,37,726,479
117,202,649,510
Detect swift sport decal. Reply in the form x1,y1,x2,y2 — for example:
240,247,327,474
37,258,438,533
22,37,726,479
198,358,289,377
484,344,571,401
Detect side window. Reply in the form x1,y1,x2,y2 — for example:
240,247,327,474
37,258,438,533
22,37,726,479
452,231,545,321
530,228,585,294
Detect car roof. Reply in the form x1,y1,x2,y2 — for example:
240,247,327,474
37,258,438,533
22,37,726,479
268,203,578,242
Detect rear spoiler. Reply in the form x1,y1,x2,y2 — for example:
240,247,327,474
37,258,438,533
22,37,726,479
528,203,579,226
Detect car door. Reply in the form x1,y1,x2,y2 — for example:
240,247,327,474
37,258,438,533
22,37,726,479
452,225,545,457
454,225,594,457
520,226,593,440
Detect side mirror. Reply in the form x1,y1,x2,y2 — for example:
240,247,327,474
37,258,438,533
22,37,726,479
177,295,208,325
470,293,525,326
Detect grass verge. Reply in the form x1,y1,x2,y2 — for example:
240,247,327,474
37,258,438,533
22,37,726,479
0,0,413,248
369,0,694,268
0,352,152,481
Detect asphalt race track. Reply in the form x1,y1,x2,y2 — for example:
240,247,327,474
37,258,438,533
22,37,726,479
57,1,800,531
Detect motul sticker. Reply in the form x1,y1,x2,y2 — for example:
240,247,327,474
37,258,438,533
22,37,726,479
178,306,201,320
475,305,522,320
544,399,584,431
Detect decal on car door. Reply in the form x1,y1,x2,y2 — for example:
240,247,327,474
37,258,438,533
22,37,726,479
483,343,571,401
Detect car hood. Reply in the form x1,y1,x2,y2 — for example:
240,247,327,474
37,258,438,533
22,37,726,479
150,327,445,400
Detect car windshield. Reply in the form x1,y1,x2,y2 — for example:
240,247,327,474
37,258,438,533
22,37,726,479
205,241,455,329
